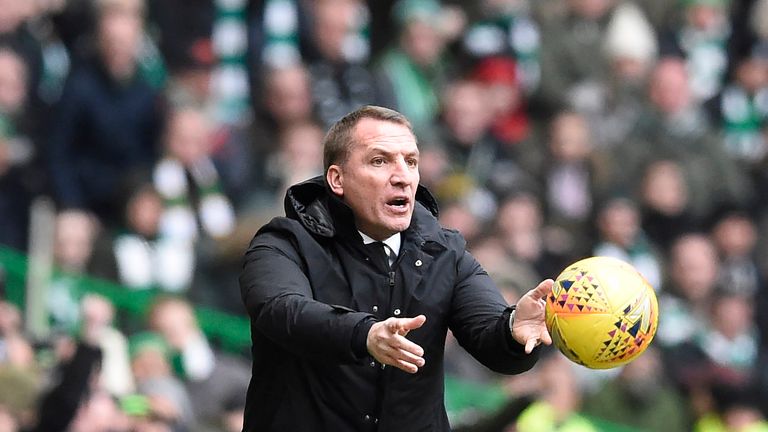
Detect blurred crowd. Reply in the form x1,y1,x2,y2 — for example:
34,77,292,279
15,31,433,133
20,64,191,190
0,0,768,430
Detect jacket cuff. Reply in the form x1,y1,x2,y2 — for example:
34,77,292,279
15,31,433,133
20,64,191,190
351,316,377,360
502,306,530,355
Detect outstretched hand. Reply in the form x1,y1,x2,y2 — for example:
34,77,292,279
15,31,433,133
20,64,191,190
367,315,426,374
512,279,554,354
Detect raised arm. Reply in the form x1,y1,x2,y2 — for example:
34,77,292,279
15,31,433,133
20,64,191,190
448,250,545,374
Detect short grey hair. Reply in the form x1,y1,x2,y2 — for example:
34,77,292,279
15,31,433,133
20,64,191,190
322,105,414,171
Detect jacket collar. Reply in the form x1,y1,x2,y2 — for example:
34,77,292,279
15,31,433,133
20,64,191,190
283,176,447,248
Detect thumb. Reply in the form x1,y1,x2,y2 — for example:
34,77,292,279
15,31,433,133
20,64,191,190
530,279,554,302
398,315,427,334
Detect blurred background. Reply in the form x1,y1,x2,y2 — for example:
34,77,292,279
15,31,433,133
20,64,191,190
0,0,767,430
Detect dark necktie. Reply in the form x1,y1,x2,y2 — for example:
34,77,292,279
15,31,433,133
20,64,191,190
381,242,395,268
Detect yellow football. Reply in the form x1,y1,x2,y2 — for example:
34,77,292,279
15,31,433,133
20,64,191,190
545,256,659,369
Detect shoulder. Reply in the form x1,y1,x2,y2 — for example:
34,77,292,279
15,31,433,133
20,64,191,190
249,216,308,249
242,217,311,270
439,227,467,253
409,201,468,254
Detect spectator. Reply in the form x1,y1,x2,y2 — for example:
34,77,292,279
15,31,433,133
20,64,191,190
260,120,325,208
711,48,768,166
67,390,133,432
434,79,494,181
149,0,214,80
163,38,216,114
614,57,752,222
48,211,101,333
582,347,691,431
658,235,729,415
593,197,663,290
536,0,618,113
113,184,193,293
494,191,567,280
697,291,760,379
470,56,536,153
153,106,235,243
79,294,134,398
147,297,249,430
579,1,657,149
0,47,36,155
0,301,38,431
435,80,537,195
659,0,731,102
0,0,44,107
639,159,697,252
461,0,541,92
244,63,316,208
657,233,720,348
515,352,601,432
439,200,485,246
259,63,314,130
709,207,762,297
0,301,34,368
0,47,38,251
695,384,768,432
675,291,766,425
541,111,608,258
128,331,196,429
47,0,164,224
306,0,394,128
470,235,540,300
415,143,450,191
376,0,453,137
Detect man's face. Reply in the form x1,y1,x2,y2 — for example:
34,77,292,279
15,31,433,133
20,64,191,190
327,119,420,240
649,60,691,115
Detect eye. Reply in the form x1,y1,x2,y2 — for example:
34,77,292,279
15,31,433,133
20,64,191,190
406,158,418,168
371,157,386,166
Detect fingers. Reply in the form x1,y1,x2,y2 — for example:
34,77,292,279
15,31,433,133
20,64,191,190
368,317,427,374
523,328,553,354
395,358,421,374
393,315,427,335
378,338,426,374
394,333,424,358
540,328,553,346
524,337,538,354
396,347,425,368
529,279,554,302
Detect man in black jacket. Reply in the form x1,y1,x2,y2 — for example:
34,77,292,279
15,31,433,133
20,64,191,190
239,105,553,431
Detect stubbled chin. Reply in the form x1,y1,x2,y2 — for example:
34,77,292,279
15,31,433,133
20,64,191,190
388,214,412,231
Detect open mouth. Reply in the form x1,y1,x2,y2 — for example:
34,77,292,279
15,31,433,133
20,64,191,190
386,197,410,211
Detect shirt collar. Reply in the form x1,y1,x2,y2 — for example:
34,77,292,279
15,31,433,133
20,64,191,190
358,231,401,256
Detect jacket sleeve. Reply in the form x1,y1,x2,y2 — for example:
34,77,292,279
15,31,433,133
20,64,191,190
447,250,540,374
239,230,375,364
32,342,102,432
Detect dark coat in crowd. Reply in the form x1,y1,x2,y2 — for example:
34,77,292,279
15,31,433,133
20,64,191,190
32,342,102,432
239,176,539,432
47,60,163,222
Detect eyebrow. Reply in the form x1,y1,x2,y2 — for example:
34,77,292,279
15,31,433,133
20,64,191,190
366,146,420,158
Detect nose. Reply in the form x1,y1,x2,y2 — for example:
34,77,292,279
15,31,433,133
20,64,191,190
390,157,413,187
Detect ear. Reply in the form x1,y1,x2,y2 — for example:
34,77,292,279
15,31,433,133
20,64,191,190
326,165,344,197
